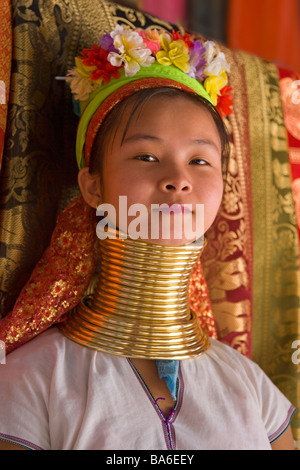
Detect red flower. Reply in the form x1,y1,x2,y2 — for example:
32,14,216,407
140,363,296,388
171,30,193,49
80,45,121,83
216,86,234,118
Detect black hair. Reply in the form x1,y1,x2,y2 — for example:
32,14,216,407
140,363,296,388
89,87,230,182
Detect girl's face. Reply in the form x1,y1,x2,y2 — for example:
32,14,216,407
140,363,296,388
92,95,224,245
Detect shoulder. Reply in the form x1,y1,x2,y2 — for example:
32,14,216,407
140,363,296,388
4,327,71,368
3,327,128,385
2,327,96,382
207,337,252,362
198,337,252,373
185,338,290,405
189,338,295,434
205,338,266,377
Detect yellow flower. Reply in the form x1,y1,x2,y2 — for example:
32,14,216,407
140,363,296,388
204,70,228,105
75,57,104,86
156,33,190,73
75,57,96,78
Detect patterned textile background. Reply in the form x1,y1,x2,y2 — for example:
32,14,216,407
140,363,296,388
0,0,12,171
0,0,299,441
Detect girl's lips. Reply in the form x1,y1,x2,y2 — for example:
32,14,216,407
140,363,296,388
152,203,192,214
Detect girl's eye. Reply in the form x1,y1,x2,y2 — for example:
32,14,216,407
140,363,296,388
190,158,209,166
135,154,158,162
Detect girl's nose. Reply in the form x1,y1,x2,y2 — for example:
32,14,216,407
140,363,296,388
159,174,192,193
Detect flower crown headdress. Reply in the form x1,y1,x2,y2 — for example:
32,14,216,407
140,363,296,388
66,25,234,168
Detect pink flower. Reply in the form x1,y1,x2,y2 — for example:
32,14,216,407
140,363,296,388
138,29,161,55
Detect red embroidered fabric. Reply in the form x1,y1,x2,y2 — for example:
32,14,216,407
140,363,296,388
0,196,97,353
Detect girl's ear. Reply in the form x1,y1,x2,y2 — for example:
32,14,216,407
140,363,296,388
78,167,102,208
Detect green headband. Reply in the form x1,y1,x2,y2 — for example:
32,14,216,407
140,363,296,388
66,26,233,169
76,64,213,169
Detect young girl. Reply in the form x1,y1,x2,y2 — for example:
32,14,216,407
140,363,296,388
0,26,296,450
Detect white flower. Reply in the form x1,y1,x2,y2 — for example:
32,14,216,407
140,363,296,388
108,24,154,76
205,51,231,77
204,40,216,64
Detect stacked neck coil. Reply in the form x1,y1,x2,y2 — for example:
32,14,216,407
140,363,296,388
60,229,209,359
